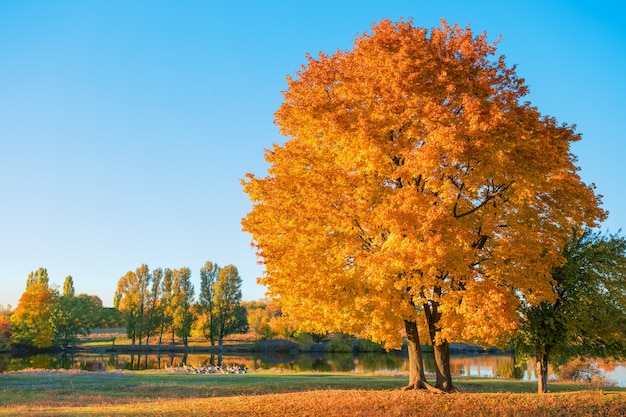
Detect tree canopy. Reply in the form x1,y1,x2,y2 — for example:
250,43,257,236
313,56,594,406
213,264,247,349
10,268,58,348
115,265,152,346
52,289,99,349
197,261,220,345
516,229,626,393
242,19,605,391
172,267,195,348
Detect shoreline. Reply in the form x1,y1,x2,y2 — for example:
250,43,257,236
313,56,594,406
3,339,507,356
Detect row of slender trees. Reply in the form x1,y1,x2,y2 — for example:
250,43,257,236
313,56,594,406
114,262,247,350
4,261,248,352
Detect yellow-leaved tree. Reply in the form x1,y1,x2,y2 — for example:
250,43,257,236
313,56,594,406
10,268,58,349
242,19,605,392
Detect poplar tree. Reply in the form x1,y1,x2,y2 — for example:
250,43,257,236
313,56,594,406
171,267,195,349
115,265,151,346
198,261,219,347
213,264,247,351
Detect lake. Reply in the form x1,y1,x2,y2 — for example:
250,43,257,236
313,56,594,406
2,351,625,387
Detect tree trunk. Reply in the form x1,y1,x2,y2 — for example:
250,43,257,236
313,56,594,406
433,341,457,392
218,323,225,353
536,353,550,394
424,300,457,392
403,319,439,392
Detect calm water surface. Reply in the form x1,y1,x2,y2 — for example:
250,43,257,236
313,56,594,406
2,351,624,387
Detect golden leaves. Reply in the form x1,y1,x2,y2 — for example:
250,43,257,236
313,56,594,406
242,19,605,347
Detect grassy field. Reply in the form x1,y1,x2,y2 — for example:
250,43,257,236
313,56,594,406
1,369,625,416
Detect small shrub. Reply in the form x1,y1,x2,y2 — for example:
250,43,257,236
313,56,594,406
325,334,355,353
254,338,300,353
295,332,314,351
355,338,384,352
557,358,617,386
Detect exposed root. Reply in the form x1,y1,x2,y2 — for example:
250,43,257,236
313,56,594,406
402,380,446,394
401,382,416,391
436,382,460,394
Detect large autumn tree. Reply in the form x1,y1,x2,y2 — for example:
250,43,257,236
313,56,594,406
242,19,605,392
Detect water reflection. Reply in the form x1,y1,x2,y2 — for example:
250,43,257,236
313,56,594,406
1,351,623,386
0,351,527,376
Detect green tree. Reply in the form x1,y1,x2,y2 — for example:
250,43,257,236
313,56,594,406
62,275,75,297
52,277,98,349
159,268,175,346
95,307,125,328
134,264,152,345
171,267,195,349
144,267,163,345
197,261,219,347
26,267,50,288
214,265,248,350
515,229,626,393
10,268,59,348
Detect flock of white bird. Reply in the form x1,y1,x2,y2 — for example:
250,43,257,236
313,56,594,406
166,363,249,374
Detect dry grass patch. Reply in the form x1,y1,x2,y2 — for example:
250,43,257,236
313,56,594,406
2,389,625,417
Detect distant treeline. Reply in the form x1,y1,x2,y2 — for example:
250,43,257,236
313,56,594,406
1,268,124,350
1,261,252,352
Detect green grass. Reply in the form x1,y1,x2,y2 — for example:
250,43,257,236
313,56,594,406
0,370,624,416
0,370,398,407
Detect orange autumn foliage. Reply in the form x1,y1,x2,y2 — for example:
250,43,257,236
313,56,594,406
242,19,605,349
10,281,58,348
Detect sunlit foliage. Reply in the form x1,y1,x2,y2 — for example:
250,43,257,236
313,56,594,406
0,304,13,351
10,268,58,348
171,267,195,348
115,265,152,346
196,261,219,345
242,19,604,391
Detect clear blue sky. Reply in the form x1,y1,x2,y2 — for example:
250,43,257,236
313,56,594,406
1,1,624,308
